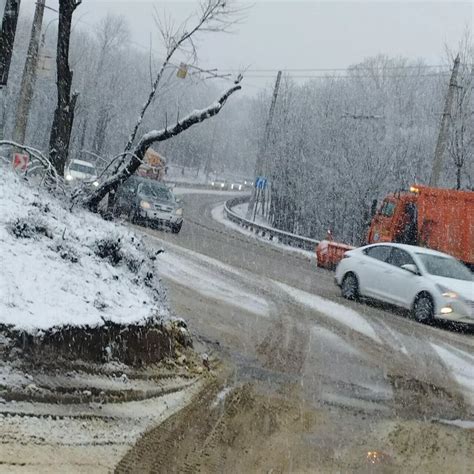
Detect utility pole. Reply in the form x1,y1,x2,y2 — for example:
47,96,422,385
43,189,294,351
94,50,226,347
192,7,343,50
429,54,461,187
0,0,21,140
247,70,282,220
12,0,46,145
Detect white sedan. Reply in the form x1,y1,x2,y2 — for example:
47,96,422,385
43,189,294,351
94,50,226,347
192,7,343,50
335,243,473,325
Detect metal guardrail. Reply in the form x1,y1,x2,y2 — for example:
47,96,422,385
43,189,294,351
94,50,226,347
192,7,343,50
224,195,320,252
165,180,252,192
165,181,215,190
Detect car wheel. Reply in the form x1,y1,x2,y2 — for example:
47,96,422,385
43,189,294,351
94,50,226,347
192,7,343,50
341,273,359,300
171,222,182,234
413,293,434,324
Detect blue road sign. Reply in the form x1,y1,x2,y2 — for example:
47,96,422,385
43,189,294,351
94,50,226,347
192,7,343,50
255,177,268,189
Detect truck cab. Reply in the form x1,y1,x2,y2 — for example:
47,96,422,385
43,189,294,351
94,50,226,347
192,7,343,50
367,194,418,246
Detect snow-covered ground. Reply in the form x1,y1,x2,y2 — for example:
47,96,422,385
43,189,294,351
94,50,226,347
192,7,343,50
275,281,382,344
431,343,474,407
0,376,202,472
158,251,270,317
0,167,169,333
232,201,269,227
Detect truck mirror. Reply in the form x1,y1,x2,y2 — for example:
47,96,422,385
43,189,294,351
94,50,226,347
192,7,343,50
370,199,378,217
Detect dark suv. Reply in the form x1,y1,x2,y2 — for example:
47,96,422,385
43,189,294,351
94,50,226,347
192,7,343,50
113,176,183,233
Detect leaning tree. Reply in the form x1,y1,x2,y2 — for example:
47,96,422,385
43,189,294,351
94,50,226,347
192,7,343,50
83,0,244,210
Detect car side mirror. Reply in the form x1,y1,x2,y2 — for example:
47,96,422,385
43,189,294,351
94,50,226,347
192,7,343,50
401,264,419,275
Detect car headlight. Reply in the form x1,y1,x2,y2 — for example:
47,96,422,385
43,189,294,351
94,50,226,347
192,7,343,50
436,284,458,299
92,180,99,187
140,200,151,209
221,183,225,188
65,174,73,181
211,181,215,186
175,208,183,216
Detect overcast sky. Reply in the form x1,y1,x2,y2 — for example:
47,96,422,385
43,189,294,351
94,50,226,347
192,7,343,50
15,0,474,94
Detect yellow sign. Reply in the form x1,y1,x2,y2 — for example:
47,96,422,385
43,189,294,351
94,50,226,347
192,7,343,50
176,63,188,79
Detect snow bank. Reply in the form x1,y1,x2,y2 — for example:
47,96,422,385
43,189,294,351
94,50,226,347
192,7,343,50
158,250,269,317
431,343,474,407
275,282,382,344
0,167,169,333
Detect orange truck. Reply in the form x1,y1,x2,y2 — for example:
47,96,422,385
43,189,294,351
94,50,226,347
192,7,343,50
137,148,167,180
316,185,474,269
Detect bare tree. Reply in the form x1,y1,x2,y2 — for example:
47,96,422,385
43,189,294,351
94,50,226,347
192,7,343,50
446,31,474,189
123,0,240,154
84,81,241,210
49,0,82,176
87,0,243,210
90,15,130,156
83,0,243,209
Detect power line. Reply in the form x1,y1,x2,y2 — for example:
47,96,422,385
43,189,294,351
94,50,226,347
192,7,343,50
219,65,457,73
243,72,452,79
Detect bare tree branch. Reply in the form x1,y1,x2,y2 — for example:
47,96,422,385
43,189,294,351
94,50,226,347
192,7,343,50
122,0,241,155
84,83,241,210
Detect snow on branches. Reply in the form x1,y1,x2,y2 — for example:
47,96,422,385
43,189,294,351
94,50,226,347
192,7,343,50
84,81,242,210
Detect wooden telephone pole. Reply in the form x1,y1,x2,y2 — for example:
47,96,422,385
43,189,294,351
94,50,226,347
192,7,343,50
12,0,46,145
429,54,461,187
247,70,282,220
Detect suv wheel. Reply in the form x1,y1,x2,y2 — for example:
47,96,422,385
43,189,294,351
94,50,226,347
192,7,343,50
341,273,359,300
413,294,434,323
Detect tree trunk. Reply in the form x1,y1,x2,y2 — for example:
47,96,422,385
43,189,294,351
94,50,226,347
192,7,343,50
49,0,81,176
456,164,462,190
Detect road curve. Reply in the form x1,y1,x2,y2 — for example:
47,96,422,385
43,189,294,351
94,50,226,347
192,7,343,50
124,190,474,473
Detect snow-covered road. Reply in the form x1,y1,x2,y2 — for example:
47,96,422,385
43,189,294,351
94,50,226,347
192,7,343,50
122,189,473,472
139,191,474,419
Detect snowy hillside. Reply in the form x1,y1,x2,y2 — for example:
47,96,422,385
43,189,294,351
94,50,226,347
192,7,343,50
0,167,170,333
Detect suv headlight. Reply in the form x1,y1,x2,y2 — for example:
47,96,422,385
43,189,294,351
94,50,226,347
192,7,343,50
436,284,458,299
65,174,73,181
92,180,99,187
140,200,151,209
175,208,183,216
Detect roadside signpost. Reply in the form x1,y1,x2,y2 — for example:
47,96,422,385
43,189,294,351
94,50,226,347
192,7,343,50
253,176,269,220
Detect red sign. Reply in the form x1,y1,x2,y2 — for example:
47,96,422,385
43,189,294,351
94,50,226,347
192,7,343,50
12,153,29,171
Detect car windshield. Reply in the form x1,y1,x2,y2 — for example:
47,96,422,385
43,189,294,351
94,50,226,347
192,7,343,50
139,182,174,202
417,253,473,281
69,163,96,174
